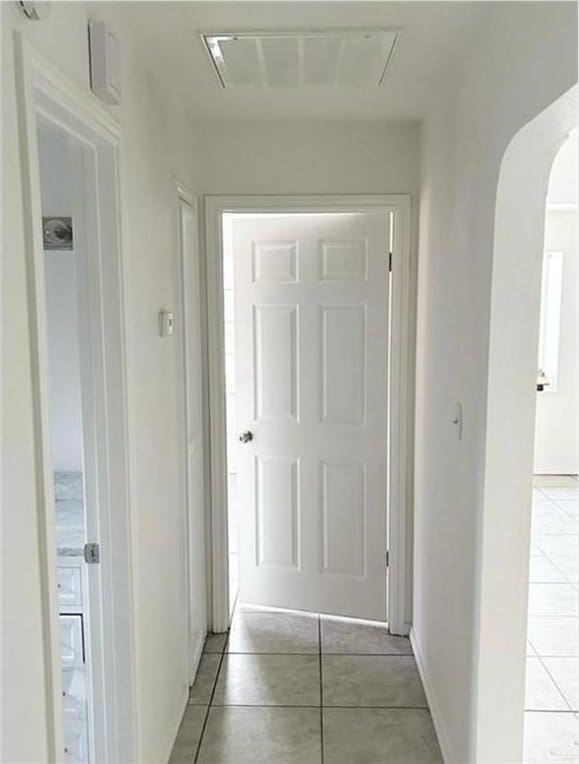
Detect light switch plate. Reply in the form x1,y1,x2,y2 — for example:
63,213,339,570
159,310,174,337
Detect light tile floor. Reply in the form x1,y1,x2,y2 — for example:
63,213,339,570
170,607,443,764
524,475,579,764
170,475,578,763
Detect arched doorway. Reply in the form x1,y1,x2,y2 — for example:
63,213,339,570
475,85,577,763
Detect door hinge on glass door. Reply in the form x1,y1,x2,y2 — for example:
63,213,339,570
386,550,390,568
388,251,392,272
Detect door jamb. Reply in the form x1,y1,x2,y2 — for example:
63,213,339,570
204,194,413,635
174,182,208,682
14,35,137,762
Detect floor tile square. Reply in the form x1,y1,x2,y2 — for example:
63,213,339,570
529,554,567,583
197,706,322,764
528,584,579,617
532,503,578,535
542,658,579,711
523,711,579,763
169,706,207,764
525,658,569,710
227,610,319,654
320,616,412,655
534,536,578,583
557,500,579,519
527,617,579,657
213,653,320,706
539,486,579,501
323,708,443,764
322,655,427,708
189,654,221,704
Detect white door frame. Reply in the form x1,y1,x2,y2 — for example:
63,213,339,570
174,182,208,682
204,194,413,635
14,36,136,762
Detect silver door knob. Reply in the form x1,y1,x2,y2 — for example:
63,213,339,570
239,430,253,443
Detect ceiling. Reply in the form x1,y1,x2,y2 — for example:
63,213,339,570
109,1,490,124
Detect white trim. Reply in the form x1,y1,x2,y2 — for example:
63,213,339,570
545,202,577,211
14,35,136,763
410,629,453,764
174,184,208,681
204,194,413,634
161,688,189,764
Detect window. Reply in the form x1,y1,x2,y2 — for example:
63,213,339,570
537,250,563,391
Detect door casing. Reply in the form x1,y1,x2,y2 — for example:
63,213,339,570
175,184,208,683
204,194,414,635
15,35,137,763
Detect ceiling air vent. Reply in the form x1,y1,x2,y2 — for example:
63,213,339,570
202,30,399,88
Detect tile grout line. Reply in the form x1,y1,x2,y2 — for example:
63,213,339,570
319,614,324,764
551,500,579,521
535,654,576,713
193,629,231,764
221,651,412,656
530,536,576,585
202,703,431,709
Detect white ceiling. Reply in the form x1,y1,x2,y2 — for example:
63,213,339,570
110,1,489,123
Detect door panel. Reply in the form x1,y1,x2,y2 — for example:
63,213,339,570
233,212,389,620
253,304,298,420
321,461,366,576
255,455,299,569
321,305,366,425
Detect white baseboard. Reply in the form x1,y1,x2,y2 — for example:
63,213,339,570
163,633,206,763
189,633,205,685
410,628,456,764
162,687,189,764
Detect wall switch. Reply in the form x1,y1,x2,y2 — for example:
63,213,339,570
159,310,174,337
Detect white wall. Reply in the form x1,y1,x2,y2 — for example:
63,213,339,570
1,4,199,763
546,130,578,206
193,121,420,197
413,3,577,763
534,133,578,475
38,125,84,473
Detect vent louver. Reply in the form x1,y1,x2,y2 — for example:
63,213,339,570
202,30,399,88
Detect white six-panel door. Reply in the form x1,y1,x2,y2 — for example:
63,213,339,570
233,212,390,620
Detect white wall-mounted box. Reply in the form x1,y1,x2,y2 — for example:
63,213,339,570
88,20,122,105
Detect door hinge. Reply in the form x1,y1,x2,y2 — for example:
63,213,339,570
84,542,100,564
388,251,392,272
386,550,390,568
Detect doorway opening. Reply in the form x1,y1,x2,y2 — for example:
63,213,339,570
524,129,578,762
16,40,135,764
476,84,577,763
38,118,97,764
205,196,413,636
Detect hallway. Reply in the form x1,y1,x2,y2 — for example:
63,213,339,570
170,607,442,763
